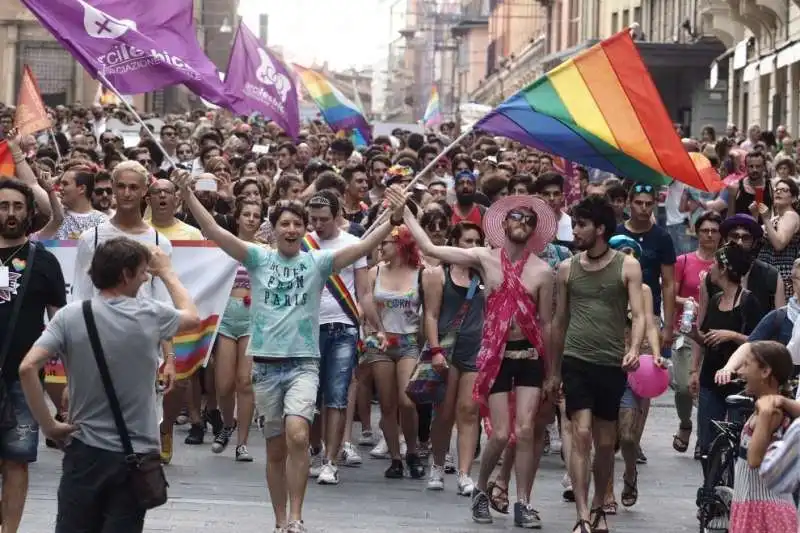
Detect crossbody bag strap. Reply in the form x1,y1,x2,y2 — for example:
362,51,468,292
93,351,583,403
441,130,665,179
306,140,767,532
82,300,135,457
0,242,38,373
444,274,480,334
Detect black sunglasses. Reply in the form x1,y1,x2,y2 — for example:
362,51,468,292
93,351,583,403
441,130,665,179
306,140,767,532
93,187,113,196
506,210,536,227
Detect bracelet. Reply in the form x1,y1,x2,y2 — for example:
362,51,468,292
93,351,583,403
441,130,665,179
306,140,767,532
429,346,445,356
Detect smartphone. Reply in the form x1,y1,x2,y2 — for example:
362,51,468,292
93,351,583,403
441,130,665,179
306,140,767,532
754,184,765,205
195,178,218,192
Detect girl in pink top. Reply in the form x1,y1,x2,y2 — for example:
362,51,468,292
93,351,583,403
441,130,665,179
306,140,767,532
671,211,723,454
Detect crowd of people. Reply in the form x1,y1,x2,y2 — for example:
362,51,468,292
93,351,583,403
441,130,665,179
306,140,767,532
2,100,800,533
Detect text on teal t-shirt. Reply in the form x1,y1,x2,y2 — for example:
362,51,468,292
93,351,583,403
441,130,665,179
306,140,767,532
243,244,335,358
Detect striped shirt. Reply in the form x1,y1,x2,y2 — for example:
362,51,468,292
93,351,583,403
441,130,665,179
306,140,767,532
760,416,800,497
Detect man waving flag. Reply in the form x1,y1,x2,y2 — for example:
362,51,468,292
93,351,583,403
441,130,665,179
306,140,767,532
22,0,233,109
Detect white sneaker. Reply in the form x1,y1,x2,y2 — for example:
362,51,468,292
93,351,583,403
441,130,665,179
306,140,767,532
427,464,445,491
400,438,407,459
317,462,339,485
358,430,376,447
547,423,562,455
370,437,389,459
457,472,476,496
341,442,362,466
444,452,457,474
309,448,325,478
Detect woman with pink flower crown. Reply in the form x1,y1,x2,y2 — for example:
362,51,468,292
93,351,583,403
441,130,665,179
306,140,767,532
206,198,265,462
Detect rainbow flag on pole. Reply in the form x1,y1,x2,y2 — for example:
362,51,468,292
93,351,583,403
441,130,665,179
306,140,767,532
423,86,442,128
294,64,371,146
475,30,722,192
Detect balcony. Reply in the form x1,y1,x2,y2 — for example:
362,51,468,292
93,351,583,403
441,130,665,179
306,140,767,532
455,0,489,29
699,0,745,48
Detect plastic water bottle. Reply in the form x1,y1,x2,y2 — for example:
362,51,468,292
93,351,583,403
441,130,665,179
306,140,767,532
679,300,696,334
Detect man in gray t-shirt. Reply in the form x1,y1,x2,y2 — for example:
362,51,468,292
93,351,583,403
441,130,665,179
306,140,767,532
18,237,199,533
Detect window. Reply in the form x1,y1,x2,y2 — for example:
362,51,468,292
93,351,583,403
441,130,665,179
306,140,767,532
568,0,580,47
612,12,619,34
634,6,641,26
622,9,630,29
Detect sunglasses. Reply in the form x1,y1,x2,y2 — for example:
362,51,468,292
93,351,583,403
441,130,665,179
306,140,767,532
425,220,448,232
93,187,113,196
506,210,536,227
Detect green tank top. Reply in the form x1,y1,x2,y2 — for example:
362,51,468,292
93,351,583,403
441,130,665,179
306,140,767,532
563,252,628,367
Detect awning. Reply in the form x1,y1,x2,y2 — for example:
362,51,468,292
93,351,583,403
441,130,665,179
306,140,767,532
777,41,800,68
760,54,776,75
733,39,749,70
742,62,759,82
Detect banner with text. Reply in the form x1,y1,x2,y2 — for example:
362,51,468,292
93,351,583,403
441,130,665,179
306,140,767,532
43,240,238,383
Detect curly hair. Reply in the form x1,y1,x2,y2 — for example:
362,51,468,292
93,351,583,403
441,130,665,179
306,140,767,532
390,225,422,269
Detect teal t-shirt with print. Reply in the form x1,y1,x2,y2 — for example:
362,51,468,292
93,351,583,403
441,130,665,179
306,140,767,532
243,244,335,358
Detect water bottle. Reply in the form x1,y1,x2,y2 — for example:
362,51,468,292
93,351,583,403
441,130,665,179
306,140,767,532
679,299,696,334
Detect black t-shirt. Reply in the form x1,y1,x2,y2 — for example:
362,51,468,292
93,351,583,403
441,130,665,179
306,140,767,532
615,222,676,314
0,242,67,382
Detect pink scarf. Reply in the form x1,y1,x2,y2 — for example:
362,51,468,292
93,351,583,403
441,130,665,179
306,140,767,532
473,249,547,441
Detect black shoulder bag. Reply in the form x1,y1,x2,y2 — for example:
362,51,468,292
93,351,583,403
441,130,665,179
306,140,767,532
0,242,38,430
82,300,168,510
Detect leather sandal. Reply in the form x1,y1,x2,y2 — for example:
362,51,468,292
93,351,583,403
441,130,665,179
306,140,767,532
590,507,609,533
573,519,592,533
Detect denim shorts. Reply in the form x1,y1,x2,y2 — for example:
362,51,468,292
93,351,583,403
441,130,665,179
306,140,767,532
318,323,358,410
218,297,251,340
619,384,641,410
0,380,39,463
361,332,419,364
252,359,319,439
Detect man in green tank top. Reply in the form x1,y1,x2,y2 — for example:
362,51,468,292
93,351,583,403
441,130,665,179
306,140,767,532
546,196,646,533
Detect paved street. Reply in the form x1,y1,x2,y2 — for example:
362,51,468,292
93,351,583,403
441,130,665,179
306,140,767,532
22,397,702,532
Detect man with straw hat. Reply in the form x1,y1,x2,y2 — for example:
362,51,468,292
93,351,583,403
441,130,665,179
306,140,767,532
389,189,558,529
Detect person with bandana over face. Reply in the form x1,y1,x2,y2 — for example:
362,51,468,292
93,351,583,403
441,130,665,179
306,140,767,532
451,170,486,228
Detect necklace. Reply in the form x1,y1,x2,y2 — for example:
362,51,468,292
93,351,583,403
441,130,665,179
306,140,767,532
1,243,27,267
586,246,610,260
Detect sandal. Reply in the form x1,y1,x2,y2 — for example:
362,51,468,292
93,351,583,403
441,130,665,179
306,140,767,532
621,469,639,507
486,480,509,514
672,425,691,453
590,507,609,533
573,519,592,533
603,501,618,515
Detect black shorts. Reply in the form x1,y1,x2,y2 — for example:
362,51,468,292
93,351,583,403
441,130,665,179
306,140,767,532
562,357,627,422
489,357,544,394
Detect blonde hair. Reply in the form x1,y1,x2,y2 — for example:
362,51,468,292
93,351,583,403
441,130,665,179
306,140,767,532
111,160,149,184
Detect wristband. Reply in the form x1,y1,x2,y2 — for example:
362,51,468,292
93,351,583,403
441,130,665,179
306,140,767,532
429,346,445,356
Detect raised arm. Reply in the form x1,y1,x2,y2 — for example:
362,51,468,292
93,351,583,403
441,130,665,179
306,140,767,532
34,184,64,240
173,169,248,263
7,132,51,218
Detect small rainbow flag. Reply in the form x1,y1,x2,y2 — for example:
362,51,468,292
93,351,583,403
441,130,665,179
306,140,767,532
173,315,220,379
423,86,442,128
475,29,722,192
294,64,371,145
0,141,16,178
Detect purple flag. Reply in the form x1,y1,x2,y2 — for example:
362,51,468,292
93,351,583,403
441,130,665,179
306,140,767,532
21,0,232,109
224,24,300,139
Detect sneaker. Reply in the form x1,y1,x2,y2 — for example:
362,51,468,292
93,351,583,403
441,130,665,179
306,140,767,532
176,407,190,426
547,423,562,455
444,453,456,474
160,428,173,464
471,490,493,524
358,429,376,447
205,408,224,436
406,453,425,479
400,438,407,459
341,442,362,466
417,440,431,458
235,444,254,462
561,472,575,502
385,458,404,478
636,446,648,464
309,447,325,478
211,425,235,454
514,501,542,529
317,462,339,485
427,465,445,490
370,437,389,459
185,423,205,445
457,472,476,496
285,520,306,533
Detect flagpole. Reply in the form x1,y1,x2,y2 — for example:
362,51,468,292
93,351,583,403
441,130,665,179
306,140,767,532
97,73,178,169
362,127,472,239
48,129,62,162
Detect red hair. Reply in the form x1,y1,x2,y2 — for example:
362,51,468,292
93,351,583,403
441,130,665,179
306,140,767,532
391,225,422,268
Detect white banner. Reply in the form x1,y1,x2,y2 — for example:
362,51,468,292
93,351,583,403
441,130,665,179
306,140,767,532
42,240,238,383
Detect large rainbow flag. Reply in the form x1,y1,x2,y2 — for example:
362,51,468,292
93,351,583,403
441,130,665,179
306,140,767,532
294,64,371,145
42,241,238,382
423,86,442,128
475,30,722,192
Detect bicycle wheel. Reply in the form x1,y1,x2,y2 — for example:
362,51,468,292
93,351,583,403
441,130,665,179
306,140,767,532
697,435,735,532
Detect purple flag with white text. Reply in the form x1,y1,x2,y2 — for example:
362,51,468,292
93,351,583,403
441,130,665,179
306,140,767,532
21,0,232,109
224,23,300,139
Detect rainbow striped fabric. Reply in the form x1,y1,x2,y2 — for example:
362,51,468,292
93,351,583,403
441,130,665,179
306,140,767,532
423,86,442,128
476,30,722,192
294,64,371,145
0,141,16,178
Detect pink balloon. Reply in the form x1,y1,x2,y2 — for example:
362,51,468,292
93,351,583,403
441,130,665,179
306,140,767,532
627,355,670,399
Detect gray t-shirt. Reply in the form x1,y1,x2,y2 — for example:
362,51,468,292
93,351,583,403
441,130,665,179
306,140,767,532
35,296,181,454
